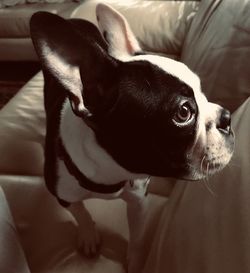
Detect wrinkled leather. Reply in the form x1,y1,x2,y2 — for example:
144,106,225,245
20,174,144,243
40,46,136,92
73,0,199,56
181,0,250,112
0,0,199,60
144,1,250,272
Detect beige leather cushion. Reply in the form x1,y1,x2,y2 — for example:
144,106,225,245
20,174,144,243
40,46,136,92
73,0,199,56
0,72,45,175
0,175,166,273
181,0,250,112
0,2,80,38
143,2,250,271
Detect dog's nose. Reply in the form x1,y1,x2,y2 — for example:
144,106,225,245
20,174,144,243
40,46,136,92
217,108,231,134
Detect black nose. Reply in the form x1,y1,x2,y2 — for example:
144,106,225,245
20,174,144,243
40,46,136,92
217,108,231,134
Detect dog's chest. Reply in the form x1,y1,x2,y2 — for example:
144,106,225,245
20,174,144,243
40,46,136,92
55,100,149,203
56,157,149,203
59,99,137,184
56,158,123,202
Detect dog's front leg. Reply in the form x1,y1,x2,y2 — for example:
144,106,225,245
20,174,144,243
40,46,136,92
67,201,101,257
121,179,149,273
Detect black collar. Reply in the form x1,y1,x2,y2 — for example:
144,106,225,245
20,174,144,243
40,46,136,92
57,138,126,194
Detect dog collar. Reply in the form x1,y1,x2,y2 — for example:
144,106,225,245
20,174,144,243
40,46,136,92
57,138,126,194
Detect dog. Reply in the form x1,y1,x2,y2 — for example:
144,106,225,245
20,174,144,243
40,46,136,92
30,3,234,272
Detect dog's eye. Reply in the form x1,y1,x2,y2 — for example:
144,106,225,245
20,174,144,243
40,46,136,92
173,102,193,126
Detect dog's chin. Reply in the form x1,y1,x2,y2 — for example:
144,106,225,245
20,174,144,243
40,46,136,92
180,152,233,182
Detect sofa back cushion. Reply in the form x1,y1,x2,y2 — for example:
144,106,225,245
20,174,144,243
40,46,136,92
181,0,250,112
142,2,250,272
72,0,200,58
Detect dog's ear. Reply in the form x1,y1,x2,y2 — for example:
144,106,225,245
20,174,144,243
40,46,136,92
96,3,142,58
30,12,117,118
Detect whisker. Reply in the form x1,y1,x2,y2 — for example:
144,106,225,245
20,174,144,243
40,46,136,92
200,155,206,174
206,161,210,178
202,162,216,197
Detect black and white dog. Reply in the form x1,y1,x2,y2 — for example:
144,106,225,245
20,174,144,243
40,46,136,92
30,3,234,272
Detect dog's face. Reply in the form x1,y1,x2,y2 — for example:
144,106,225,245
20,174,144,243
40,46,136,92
89,54,234,180
30,4,234,181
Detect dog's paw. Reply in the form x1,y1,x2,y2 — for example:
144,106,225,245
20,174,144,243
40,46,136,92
77,220,101,258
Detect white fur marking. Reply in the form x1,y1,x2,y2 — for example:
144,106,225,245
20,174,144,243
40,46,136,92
60,99,147,185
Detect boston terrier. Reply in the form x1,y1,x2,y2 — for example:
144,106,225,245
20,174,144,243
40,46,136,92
30,3,234,273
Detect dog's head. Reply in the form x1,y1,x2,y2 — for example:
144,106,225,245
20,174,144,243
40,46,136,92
30,3,234,180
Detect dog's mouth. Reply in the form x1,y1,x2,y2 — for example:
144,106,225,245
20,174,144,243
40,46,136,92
183,129,235,181
198,155,230,178
180,159,230,181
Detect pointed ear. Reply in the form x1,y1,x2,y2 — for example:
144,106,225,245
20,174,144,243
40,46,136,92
30,12,117,118
96,3,142,58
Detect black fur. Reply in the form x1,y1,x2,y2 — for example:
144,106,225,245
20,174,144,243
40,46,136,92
91,61,198,177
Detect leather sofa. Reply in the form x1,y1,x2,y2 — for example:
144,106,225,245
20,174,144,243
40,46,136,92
0,0,198,61
0,1,84,61
1,1,250,273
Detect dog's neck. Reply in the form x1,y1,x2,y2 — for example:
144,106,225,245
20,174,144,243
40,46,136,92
60,99,146,185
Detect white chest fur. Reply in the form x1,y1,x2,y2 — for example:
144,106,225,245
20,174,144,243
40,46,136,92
59,99,145,184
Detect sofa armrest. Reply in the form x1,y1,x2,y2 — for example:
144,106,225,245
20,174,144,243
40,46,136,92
0,72,45,144
72,0,199,57
0,72,45,176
